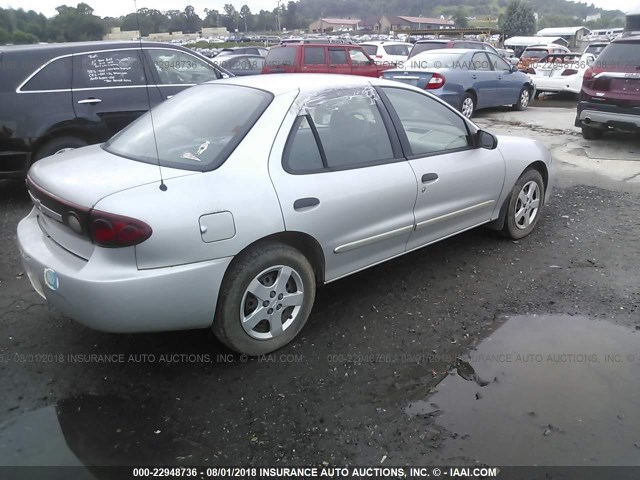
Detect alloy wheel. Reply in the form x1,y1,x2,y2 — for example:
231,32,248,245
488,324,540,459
514,180,540,230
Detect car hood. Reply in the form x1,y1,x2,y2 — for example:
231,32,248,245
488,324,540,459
28,144,198,207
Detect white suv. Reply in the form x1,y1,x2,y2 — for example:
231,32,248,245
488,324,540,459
359,41,413,67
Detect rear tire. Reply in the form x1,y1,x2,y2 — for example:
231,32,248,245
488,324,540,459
581,125,603,140
502,169,545,240
512,86,531,111
33,136,88,162
212,242,316,356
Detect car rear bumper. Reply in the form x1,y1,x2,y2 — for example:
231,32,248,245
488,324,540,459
533,76,581,94
575,101,640,130
17,209,233,333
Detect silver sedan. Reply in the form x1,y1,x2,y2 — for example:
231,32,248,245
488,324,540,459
17,74,554,355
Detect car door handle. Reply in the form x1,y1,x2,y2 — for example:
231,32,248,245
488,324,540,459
77,98,102,105
421,173,439,183
497,75,503,80
293,197,320,210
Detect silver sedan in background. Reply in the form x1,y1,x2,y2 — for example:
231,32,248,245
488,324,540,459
17,74,553,355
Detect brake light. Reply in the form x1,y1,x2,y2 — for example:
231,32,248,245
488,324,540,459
89,210,152,248
562,69,578,76
583,67,594,81
426,73,446,89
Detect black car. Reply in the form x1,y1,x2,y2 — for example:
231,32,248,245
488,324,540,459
0,41,230,179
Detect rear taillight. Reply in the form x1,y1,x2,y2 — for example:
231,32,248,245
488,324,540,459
426,73,446,89
89,210,152,248
583,67,594,81
562,69,578,76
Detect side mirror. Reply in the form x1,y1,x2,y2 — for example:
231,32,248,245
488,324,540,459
476,130,498,150
509,57,519,66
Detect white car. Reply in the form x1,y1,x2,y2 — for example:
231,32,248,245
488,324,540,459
359,41,413,67
529,53,596,95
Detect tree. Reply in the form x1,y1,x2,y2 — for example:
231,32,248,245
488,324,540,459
239,5,251,32
12,29,38,44
453,7,469,28
183,5,202,33
48,3,105,42
500,0,536,38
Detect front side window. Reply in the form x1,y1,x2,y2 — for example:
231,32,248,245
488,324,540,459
104,84,272,172
74,50,145,89
471,52,492,71
487,52,511,71
304,47,326,65
382,87,470,156
349,49,371,65
146,49,219,85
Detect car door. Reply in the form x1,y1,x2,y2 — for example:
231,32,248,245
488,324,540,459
489,52,522,105
328,47,350,74
144,47,223,100
348,48,379,77
72,48,163,140
268,91,418,282
379,86,505,251
469,51,498,108
301,46,329,73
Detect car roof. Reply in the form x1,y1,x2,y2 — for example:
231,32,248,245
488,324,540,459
415,48,474,55
0,40,177,53
613,34,640,42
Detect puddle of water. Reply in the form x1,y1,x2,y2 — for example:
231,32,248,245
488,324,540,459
407,315,640,466
0,394,185,469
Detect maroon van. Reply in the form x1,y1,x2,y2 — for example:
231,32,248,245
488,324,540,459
262,44,392,77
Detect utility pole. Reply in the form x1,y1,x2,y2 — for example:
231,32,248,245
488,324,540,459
276,0,281,32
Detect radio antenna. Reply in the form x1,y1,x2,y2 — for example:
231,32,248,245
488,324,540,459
134,0,167,191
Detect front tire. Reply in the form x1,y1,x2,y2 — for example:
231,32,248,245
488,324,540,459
212,242,316,356
460,93,476,119
503,169,545,240
512,86,531,111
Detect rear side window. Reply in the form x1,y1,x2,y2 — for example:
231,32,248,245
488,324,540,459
361,45,378,56
283,116,325,173
329,48,348,64
264,47,296,67
104,84,273,172
21,56,72,91
383,45,410,56
595,42,640,70
304,47,326,65
74,50,146,88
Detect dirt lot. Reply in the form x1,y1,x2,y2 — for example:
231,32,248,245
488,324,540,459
1,100,639,470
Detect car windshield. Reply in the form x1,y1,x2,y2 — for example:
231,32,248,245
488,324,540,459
522,49,548,58
103,84,273,172
403,52,465,69
594,42,640,69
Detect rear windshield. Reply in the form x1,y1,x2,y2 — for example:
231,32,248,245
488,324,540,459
265,47,296,67
584,44,607,56
103,84,273,172
384,44,410,56
522,49,548,58
594,42,640,70
361,45,378,56
403,52,465,70
409,42,446,57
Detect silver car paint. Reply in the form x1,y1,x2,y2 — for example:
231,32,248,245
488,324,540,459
17,74,553,334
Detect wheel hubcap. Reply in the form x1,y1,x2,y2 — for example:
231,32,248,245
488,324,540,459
462,98,474,118
521,90,530,108
240,265,304,340
514,180,540,230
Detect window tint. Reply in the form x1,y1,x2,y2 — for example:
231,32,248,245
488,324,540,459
361,45,378,56
410,42,446,57
349,49,371,65
487,52,511,71
104,84,272,172
264,47,296,67
304,47,326,65
382,87,470,156
522,49,547,58
595,42,640,69
283,116,325,173
147,49,219,85
471,52,492,71
305,94,394,169
22,56,72,91
329,48,348,64
383,44,410,56
74,50,146,88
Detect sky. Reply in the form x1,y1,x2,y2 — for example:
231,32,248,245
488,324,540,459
0,0,638,18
